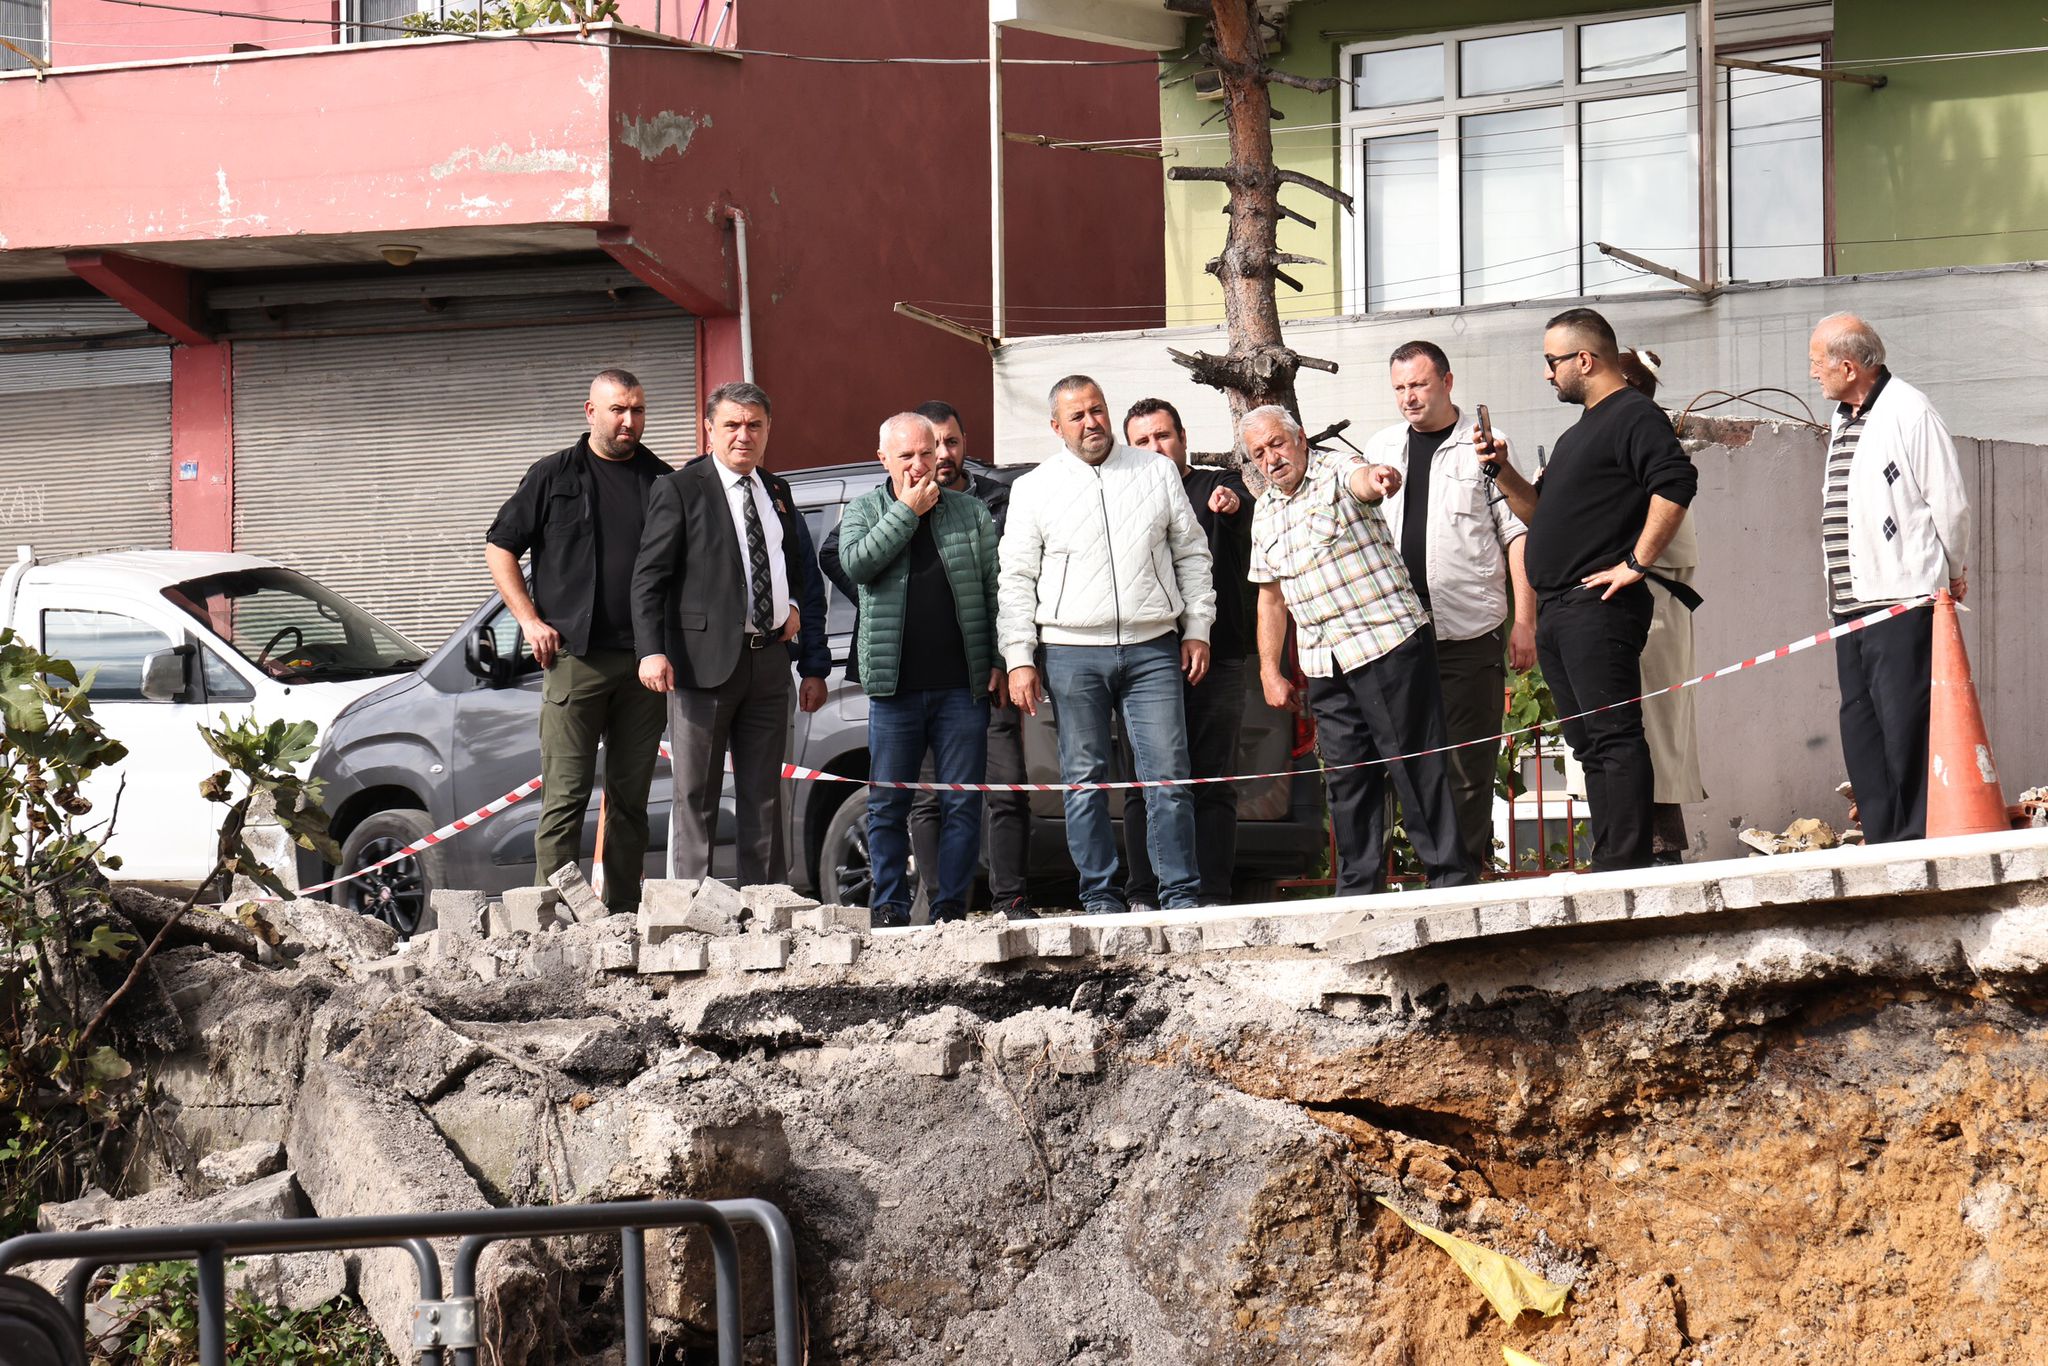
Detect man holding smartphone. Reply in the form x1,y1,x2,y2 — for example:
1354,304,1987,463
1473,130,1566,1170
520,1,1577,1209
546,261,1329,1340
1480,309,1698,871
1360,341,1537,871
836,412,1003,926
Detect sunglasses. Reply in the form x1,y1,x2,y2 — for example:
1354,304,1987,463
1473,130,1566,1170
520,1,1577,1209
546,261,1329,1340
1543,350,1587,371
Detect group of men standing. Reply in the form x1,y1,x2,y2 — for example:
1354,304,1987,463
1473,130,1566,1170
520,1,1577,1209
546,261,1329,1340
484,297,1970,919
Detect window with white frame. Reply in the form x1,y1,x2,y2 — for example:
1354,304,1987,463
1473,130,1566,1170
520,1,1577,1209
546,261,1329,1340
0,0,47,71
343,0,456,43
1342,6,1828,313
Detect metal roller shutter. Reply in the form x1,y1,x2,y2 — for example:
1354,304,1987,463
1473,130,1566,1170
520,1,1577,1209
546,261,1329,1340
231,313,697,648
0,347,172,561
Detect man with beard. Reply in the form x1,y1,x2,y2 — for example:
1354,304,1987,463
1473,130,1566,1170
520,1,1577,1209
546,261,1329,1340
1482,308,1699,871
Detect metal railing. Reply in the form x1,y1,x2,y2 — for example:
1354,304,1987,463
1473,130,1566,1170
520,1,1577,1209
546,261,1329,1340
0,1197,800,1366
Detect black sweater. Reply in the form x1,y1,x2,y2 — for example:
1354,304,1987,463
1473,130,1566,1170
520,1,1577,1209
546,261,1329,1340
1525,386,1697,596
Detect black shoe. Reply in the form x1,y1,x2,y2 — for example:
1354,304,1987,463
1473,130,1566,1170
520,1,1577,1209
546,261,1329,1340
872,905,912,929
991,896,1039,920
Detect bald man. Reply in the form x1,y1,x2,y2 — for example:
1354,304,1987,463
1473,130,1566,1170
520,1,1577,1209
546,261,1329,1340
486,369,673,912
1483,308,1699,872
838,413,1003,926
1808,312,1970,843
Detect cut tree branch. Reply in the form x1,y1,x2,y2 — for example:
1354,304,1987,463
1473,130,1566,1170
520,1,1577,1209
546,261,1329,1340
1277,169,1355,212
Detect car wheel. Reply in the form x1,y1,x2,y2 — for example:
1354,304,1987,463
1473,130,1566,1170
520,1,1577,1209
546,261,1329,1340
333,808,443,937
818,787,871,908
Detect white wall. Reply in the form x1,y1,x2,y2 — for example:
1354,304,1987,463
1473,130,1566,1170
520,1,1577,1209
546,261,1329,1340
992,262,2048,467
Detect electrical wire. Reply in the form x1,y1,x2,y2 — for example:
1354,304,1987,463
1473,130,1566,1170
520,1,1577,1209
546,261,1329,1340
67,0,1191,64
1678,387,1825,431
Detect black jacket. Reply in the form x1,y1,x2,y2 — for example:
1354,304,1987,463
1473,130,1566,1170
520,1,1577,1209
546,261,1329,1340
631,457,808,690
485,437,671,658
1182,465,1254,659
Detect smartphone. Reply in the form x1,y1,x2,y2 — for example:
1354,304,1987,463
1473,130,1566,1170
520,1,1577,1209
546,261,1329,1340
1475,404,1499,479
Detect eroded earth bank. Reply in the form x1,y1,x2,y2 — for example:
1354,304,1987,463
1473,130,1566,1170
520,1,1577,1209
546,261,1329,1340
58,868,2048,1365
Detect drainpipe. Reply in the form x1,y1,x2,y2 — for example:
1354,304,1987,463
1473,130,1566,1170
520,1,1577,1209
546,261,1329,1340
726,207,754,382
989,21,1006,341
1698,0,1719,290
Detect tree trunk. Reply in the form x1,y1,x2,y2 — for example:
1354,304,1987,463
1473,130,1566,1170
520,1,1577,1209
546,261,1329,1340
1165,0,1350,439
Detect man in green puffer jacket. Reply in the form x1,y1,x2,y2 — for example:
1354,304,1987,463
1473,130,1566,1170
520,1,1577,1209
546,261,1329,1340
839,412,1004,926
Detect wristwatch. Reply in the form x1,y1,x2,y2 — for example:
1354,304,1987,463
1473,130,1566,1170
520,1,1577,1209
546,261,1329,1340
1623,550,1646,574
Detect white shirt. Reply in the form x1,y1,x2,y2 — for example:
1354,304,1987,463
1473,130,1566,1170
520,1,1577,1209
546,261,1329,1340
1363,409,1528,642
714,457,790,633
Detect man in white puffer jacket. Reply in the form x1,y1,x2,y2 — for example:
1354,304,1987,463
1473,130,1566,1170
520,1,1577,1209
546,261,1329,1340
999,375,1218,913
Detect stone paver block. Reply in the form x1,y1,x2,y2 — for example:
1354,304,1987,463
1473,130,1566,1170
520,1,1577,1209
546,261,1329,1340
710,932,791,972
1719,868,1842,910
637,936,708,975
497,886,559,935
546,864,608,924
429,889,489,935
794,904,872,934
1629,881,1716,921
1476,901,1532,937
1997,847,2048,884
360,954,419,986
1028,923,1086,957
742,884,819,931
1839,859,1934,899
896,1036,974,1078
1418,906,1482,944
1934,854,2001,892
1330,915,1426,962
1200,919,1257,951
1162,924,1205,954
810,933,860,967
1092,924,1165,957
592,938,638,974
953,926,1032,964
1525,895,1575,928
467,952,504,982
1566,888,1626,923
1048,1018,1103,1076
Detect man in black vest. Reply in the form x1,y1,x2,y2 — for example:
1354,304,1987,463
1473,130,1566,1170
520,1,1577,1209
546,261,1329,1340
485,368,671,912
632,381,807,885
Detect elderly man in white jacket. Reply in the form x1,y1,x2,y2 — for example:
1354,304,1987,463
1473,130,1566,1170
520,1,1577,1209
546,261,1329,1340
1809,312,1971,844
999,375,1218,913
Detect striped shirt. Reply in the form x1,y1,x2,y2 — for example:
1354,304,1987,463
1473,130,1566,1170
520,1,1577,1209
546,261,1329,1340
1822,370,1898,615
1248,450,1426,676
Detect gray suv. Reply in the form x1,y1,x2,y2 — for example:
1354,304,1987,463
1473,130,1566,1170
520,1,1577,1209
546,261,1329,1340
303,462,1325,930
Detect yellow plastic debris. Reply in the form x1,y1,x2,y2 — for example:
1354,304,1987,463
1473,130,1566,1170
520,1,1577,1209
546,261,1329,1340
1504,1349,1551,1366
1375,1198,1570,1324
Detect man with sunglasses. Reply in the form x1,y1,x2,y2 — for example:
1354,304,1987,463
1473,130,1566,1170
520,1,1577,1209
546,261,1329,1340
1479,308,1698,871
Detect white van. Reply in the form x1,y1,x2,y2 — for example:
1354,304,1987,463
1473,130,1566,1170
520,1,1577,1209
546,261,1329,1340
0,547,427,884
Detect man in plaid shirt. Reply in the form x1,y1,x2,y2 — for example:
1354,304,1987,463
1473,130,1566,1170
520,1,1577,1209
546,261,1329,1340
1245,405,1475,895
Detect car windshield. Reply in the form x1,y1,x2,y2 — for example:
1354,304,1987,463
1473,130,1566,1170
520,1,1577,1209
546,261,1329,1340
162,568,426,684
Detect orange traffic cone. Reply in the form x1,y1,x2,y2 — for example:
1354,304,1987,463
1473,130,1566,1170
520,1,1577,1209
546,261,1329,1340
1927,590,2007,838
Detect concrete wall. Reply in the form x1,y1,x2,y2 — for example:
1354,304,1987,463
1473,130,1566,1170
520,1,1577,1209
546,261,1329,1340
1681,423,2047,860
991,262,2048,459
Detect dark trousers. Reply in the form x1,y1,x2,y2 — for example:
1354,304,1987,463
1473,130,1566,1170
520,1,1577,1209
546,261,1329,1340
1309,625,1474,895
535,649,668,911
1834,605,1933,843
1435,625,1507,871
1123,655,1247,905
908,699,1030,910
1536,584,1655,872
666,644,792,886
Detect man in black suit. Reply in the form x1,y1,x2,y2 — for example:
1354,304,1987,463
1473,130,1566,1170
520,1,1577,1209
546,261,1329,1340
632,381,806,885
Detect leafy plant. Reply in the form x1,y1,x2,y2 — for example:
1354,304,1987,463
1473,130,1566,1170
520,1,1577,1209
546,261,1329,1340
95,1259,394,1366
0,632,340,1236
400,0,621,35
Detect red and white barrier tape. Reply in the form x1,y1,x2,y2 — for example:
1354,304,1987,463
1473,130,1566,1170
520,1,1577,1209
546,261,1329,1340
785,596,1936,793
296,775,545,896
290,597,1931,893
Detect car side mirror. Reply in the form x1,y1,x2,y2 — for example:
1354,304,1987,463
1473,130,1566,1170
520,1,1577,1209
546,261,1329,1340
464,626,512,688
139,645,194,702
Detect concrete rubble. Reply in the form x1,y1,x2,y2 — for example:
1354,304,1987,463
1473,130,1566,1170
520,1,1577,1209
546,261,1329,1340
54,830,2048,1364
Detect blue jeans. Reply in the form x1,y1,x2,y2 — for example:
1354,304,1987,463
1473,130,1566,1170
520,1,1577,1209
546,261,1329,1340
868,688,989,920
1042,635,1200,911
